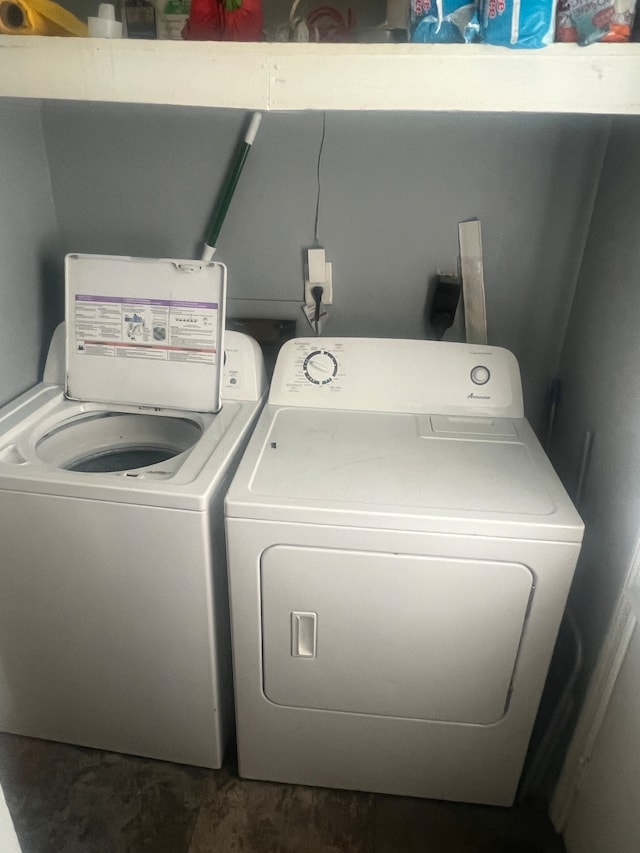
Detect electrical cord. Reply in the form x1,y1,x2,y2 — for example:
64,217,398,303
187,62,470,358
313,112,326,248
309,114,327,335
311,284,323,334
303,74,327,336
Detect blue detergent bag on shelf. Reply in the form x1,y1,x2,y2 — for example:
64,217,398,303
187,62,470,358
480,0,557,47
410,0,480,42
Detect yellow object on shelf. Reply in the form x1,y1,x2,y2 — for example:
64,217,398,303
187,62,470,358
0,0,87,35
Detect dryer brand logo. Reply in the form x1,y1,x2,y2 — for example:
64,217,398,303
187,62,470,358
468,393,491,400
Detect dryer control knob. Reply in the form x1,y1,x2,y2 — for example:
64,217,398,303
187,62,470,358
470,365,491,385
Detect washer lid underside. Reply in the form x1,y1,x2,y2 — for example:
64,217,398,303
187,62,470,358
65,254,226,413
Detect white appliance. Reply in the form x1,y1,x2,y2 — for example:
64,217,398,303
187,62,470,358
225,337,584,806
0,254,267,769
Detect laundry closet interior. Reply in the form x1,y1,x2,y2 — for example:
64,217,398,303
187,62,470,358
2,9,640,851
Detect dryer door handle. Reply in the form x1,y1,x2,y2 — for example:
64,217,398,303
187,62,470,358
291,611,317,658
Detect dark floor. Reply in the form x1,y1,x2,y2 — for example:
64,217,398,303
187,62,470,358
0,734,566,853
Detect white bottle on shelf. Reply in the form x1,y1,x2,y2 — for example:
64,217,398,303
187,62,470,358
88,3,123,37
154,0,190,39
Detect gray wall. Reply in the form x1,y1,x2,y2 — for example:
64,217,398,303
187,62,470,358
552,118,640,849
551,117,640,693
0,101,60,406
41,102,608,428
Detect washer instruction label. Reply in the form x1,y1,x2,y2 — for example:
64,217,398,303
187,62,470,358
74,295,219,364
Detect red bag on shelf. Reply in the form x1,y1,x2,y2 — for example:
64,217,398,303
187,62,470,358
182,0,263,40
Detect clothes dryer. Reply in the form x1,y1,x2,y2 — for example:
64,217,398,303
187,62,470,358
225,337,583,805
0,254,267,768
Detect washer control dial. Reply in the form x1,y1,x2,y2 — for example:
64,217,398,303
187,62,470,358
303,350,339,385
470,365,491,386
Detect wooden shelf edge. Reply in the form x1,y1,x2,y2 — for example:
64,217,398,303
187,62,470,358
2,37,640,113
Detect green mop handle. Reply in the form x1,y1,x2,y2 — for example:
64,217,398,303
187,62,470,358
202,111,263,261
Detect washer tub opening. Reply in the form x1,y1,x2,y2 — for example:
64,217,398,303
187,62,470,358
36,412,203,473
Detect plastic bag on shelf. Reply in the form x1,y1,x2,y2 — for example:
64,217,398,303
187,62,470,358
479,0,557,47
410,0,480,42
555,0,636,44
182,0,263,40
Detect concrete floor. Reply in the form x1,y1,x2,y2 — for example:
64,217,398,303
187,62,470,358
0,734,566,853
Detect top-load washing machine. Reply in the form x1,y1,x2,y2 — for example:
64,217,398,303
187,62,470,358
225,336,584,806
0,253,267,769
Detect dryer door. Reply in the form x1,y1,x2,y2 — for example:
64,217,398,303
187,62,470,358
261,545,533,725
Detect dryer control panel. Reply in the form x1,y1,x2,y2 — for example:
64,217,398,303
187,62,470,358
269,338,523,418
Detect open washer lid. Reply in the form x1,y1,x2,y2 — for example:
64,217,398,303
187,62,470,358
65,253,226,413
